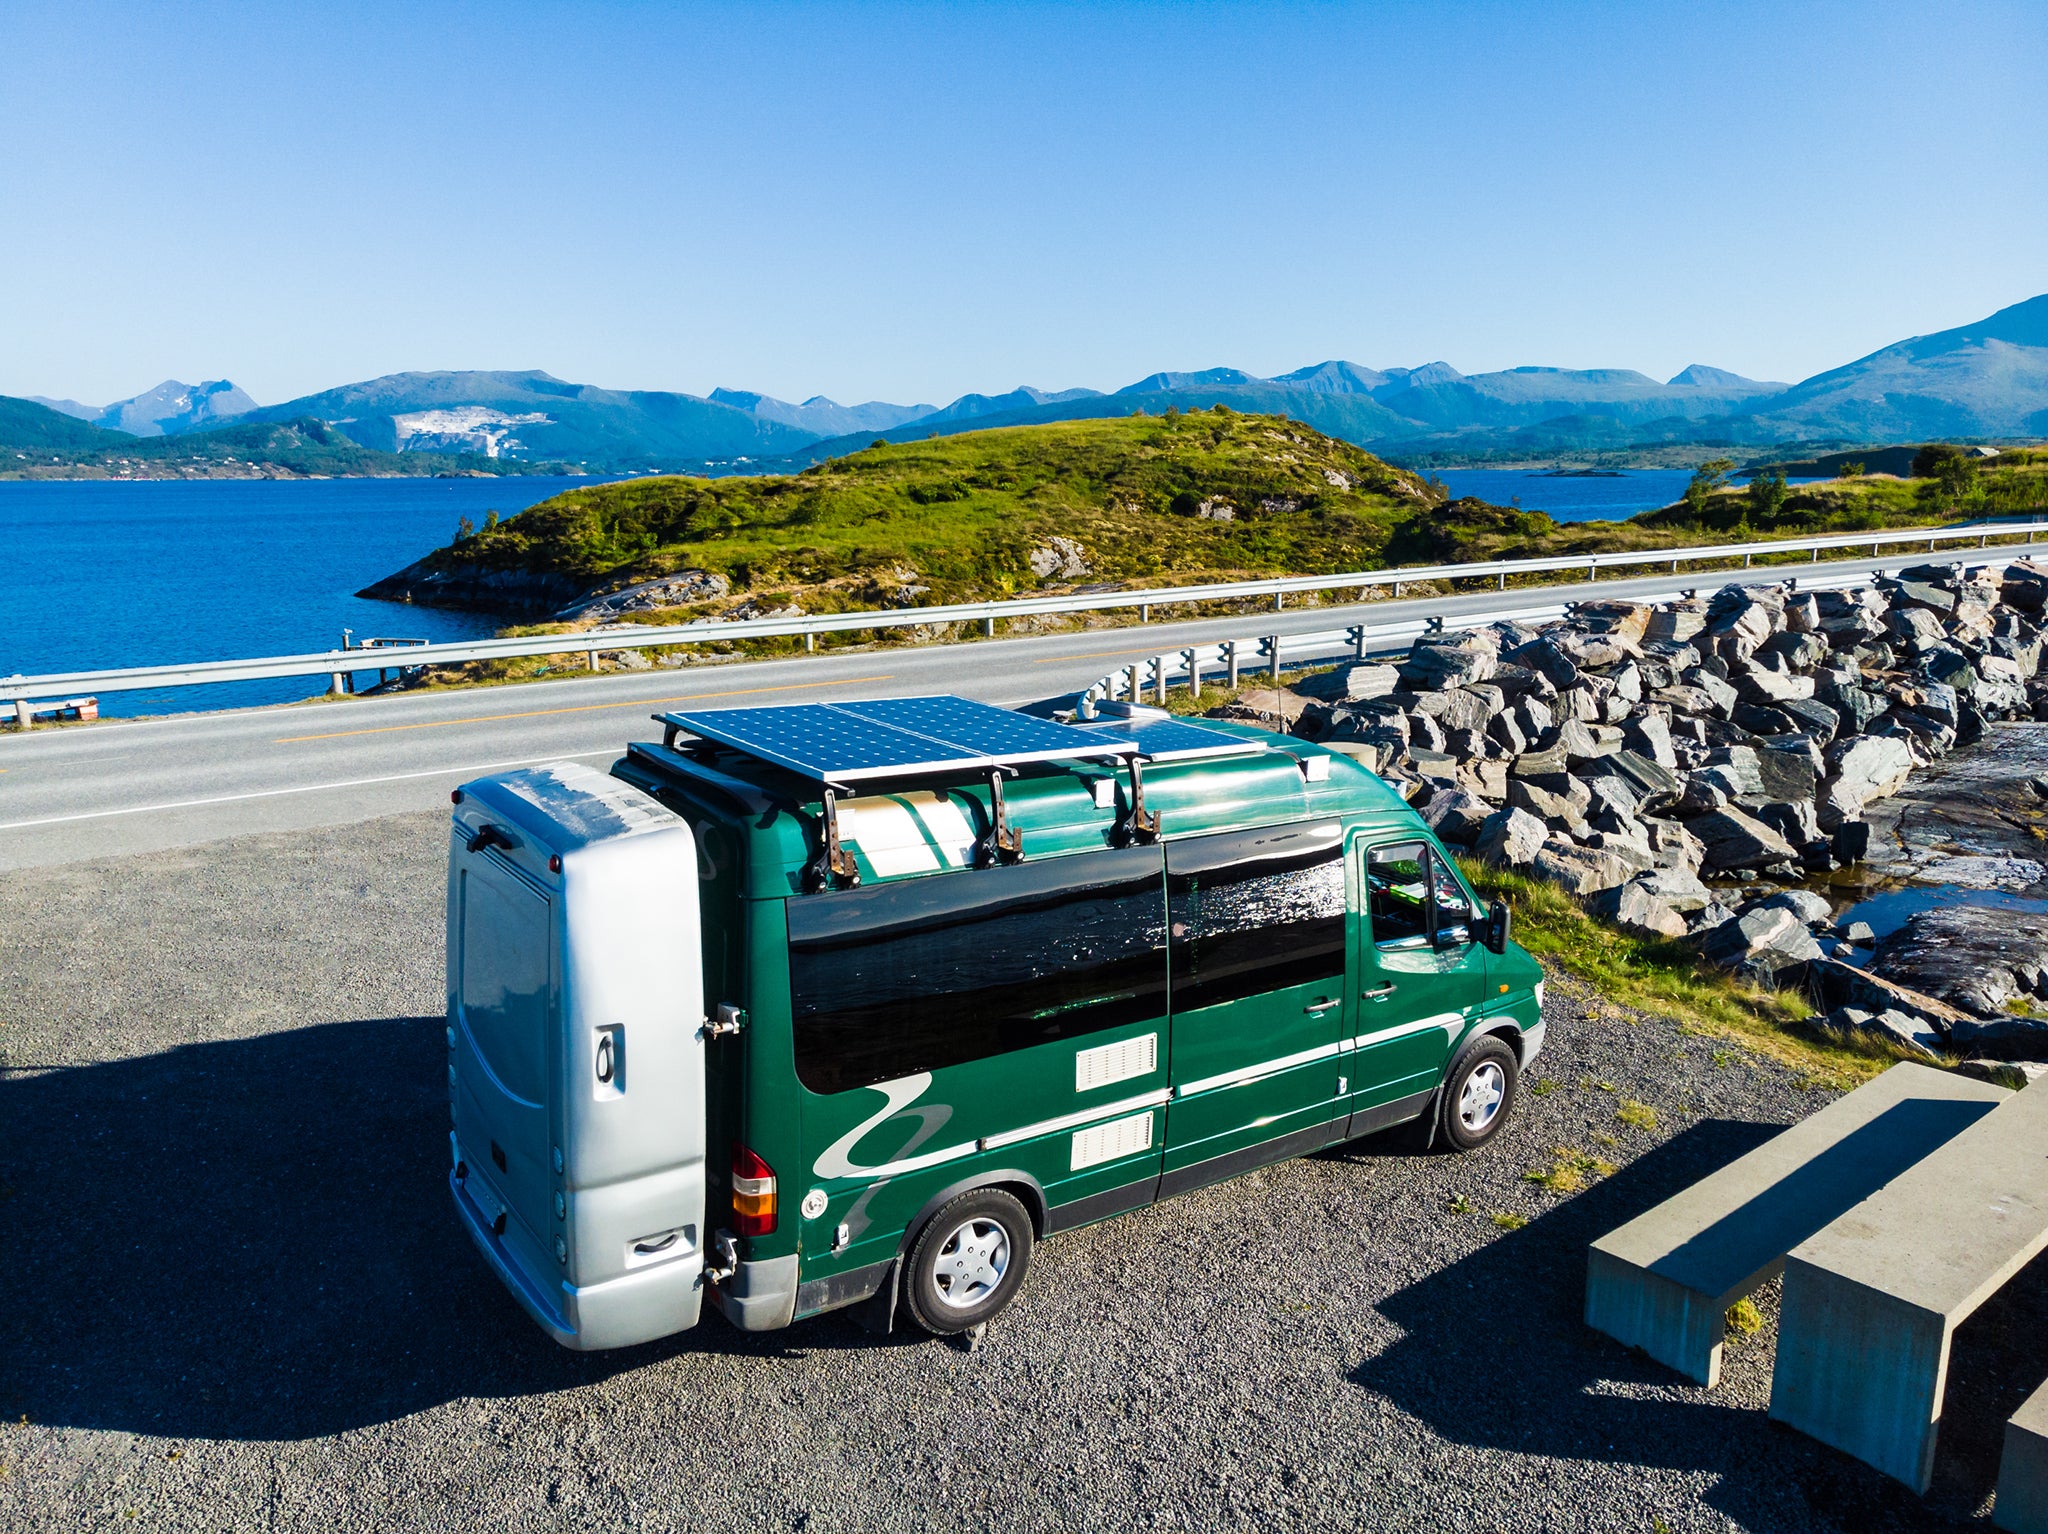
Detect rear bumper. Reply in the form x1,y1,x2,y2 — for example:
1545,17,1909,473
451,1171,704,1351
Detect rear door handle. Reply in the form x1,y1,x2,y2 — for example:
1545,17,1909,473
1363,983,1396,1001
1304,998,1341,1015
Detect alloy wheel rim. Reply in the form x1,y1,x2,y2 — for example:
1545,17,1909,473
1459,1061,1505,1132
932,1217,1010,1309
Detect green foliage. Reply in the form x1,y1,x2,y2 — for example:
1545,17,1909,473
1381,496,1560,564
1684,457,1736,516
1746,469,1789,521
1616,1100,1659,1131
1725,1296,1765,1340
404,413,1440,604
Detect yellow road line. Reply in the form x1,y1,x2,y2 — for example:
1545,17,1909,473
275,675,896,743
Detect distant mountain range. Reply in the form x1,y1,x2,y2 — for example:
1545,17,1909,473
13,293,2048,473
32,378,258,436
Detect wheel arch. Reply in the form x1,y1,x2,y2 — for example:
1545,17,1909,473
894,1169,1050,1262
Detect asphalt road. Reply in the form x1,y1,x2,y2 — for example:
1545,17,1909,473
7,810,2034,1533
4,547,2039,872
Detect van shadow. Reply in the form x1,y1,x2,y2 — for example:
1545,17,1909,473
0,1017,889,1443
1345,1118,1992,1532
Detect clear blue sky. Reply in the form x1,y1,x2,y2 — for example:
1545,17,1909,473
3,0,2043,409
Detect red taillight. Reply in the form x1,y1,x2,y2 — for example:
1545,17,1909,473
731,1142,777,1236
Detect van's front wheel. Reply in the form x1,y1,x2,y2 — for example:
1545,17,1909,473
902,1189,1034,1335
1439,1036,1518,1151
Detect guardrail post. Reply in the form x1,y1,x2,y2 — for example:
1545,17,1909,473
1498,571,1507,589
9,699,29,731
1267,635,1282,686
1183,648,1201,700
805,633,815,652
1127,663,1142,702
1140,603,1151,623
328,672,345,697
587,650,601,673
1274,591,1284,611
1670,558,1679,573
1225,640,1239,689
1812,547,1820,562
1153,655,1169,704
984,617,996,638
1743,553,1752,567
1347,624,1366,660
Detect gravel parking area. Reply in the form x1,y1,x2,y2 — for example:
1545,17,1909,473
3,812,2045,1532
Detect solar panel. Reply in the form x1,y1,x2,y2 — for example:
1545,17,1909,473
836,696,1111,766
660,695,1136,784
1077,717,1265,760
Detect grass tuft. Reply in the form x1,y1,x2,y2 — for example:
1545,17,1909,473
1616,1100,1659,1132
1725,1297,1765,1340
1490,1212,1529,1231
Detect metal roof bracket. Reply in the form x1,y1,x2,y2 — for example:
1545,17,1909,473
976,769,1025,868
1111,756,1162,848
804,787,861,893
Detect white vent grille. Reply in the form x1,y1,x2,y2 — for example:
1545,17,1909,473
1075,1033,1157,1093
1071,1111,1154,1171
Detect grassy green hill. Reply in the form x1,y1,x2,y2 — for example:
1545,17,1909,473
364,409,1447,614
361,415,2048,657
0,397,564,479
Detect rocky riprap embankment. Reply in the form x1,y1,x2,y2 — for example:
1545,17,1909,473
1277,558,2048,1062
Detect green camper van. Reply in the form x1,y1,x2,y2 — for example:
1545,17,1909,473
444,695,1544,1350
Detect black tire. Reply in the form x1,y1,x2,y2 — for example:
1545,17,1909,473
1438,1035,1518,1152
901,1188,1034,1335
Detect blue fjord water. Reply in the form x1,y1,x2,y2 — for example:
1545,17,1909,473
0,476,615,716
0,468,1751,720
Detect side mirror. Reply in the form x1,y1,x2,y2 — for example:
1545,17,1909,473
1483,899,1511,955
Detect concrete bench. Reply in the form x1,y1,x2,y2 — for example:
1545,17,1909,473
1587,1062,2006,1387
1998,1377,2048,1533
1770,1078,2048,1493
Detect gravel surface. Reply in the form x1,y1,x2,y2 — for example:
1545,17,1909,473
3,811,2045,1532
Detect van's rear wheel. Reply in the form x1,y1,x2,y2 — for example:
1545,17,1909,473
902,1189,1033,1335
1439,1036,1518,1152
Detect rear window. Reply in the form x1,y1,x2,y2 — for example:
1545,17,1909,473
459,864,552,1106
787,847,1167,1096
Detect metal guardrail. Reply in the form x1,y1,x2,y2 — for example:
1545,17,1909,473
5,519,2047,716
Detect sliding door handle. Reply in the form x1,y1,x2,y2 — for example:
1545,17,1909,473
1304,998,1341,1015
1362,983,1396,1001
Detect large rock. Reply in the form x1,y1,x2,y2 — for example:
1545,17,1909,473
1700,905,1823,976
1647,602,1707,644
1885,607,1950,652
1756,888,1833,926
1632,865,1713,911
1400,632,1498,691
1823,1006,1944,1060
1643,817,1706,872
1806,956,1974,1037
1532,838,1634,896
1690,806,1799,872
1327,662,1402,702
1869,906,2048,1020
1475,806,1547,870
2000,560,2048,614
1818,735,1915,828
1403,687,1495,734
1738,667,1817,707
1420,787,1492,847
1590,877,1690,940
1622,710,1678,769
1755,736,1825,803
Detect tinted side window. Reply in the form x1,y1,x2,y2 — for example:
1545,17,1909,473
788,847,1167,1096
1166,822,1346,1011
